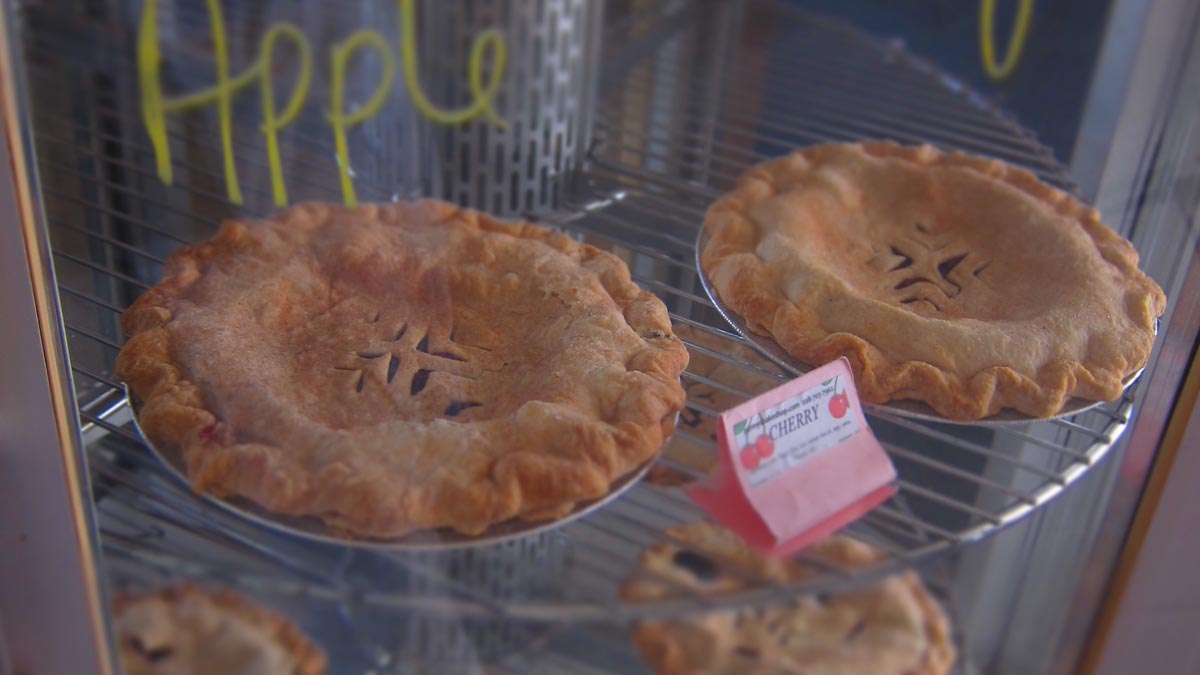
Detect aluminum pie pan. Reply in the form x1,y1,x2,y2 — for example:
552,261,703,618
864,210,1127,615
694,228,1146,426
128,388,668,551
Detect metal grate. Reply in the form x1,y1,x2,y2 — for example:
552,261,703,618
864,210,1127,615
420,0,603,214
23,1,1132,672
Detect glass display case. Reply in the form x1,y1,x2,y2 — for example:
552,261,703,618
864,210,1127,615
1,0,1196,673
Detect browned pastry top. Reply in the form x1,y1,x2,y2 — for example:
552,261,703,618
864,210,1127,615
701,141,1165,419
112,584,326,675
117,201,687,538
623,523,955,675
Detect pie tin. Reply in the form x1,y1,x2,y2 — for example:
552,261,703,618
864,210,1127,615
128,390,668,550
693,228,1145,426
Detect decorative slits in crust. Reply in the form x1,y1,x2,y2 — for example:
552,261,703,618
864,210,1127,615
336,314,485,419
884,223,991,314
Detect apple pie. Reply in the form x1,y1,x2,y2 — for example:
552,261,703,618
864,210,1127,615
700,141,1165,420
116,201,688,538
623,522,954,675
112,584,326,675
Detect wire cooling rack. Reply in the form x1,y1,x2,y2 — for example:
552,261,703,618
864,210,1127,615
22,0,1133,671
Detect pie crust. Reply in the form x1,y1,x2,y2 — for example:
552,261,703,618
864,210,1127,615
623,523,954,675
700,141,1166,420
112,584,326,675
116,201,688,538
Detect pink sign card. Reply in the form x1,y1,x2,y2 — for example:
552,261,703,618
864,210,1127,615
687,358,896,556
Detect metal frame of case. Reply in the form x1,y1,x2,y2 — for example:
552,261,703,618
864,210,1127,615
0,0,1196,673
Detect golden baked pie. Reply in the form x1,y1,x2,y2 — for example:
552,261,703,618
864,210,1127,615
116,201,688,538
623,522,954,675
700,141,1166,420
112,584,326,675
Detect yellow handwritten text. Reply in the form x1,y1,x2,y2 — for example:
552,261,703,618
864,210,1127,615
329,31,394,207
137,0,509,207
979,0,1033,81
398,0,505,127
259,25,313,206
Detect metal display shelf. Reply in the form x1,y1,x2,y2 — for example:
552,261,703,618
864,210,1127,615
22,0,1134,672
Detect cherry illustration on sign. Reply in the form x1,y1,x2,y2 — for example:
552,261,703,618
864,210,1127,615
736,411,778,470
755,434,775,460
827,375,850,419
739,444,759,470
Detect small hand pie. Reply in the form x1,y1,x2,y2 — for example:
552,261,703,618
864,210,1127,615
112,584,326,675
117,201,688,538
623,523,954,675
700,142,1165,420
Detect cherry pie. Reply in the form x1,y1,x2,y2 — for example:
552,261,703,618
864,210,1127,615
623,522,954,675
700,142,1165,420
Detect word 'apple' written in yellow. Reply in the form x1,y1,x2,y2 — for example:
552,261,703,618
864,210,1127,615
138,0,507,207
